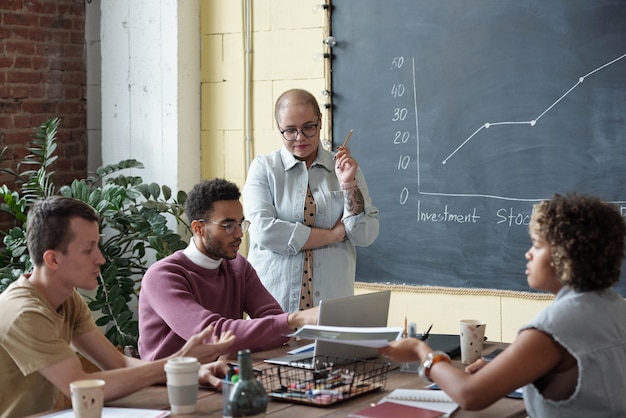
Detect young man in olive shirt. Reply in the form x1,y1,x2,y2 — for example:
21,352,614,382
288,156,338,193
0,196,235,417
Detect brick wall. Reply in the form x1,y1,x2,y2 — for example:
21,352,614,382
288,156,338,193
0,0,87,227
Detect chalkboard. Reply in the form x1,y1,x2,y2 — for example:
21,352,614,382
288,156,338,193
330,0,626,295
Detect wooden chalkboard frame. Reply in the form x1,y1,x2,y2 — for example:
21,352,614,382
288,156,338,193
330,0,626,295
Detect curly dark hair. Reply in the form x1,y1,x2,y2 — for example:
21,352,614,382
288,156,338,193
184,178,241,222
530,193,626,292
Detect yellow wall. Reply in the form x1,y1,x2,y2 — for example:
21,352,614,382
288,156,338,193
199,0,553,343
200,0,328,187
355,284,552,343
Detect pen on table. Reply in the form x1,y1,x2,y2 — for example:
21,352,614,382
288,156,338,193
340,129,353,148
420,323,433,341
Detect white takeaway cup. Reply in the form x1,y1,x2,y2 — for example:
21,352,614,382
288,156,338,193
70,379,105,418
164,356,200,414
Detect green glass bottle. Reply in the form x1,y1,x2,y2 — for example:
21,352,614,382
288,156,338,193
224,349,268,418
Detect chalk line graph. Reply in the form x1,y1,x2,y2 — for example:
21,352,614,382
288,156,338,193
441,52,626,165
412,52,626,203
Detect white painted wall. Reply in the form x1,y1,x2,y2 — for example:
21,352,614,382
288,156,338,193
85,0,102,172
99,0,200,195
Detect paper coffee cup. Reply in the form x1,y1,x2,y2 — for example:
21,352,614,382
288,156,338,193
164,356,200,414
70,379,105,418
459,319,486,365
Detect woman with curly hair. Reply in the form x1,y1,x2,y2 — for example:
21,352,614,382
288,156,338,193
380,193,626,417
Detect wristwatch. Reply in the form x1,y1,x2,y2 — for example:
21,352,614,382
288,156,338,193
418,350,451,384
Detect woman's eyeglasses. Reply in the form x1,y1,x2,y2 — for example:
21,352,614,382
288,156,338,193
278,122,319,141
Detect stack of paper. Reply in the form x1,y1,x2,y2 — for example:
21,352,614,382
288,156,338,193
289,325,403,348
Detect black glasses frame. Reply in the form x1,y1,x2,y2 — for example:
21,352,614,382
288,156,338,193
277,121,319,141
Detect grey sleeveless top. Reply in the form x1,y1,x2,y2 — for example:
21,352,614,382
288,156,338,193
521,286,626,418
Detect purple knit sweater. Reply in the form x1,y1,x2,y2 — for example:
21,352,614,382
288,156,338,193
138,251,291,360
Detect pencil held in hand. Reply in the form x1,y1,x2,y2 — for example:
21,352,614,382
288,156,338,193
340,129,353,148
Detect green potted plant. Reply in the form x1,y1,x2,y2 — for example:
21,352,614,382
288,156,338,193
0,117,190,349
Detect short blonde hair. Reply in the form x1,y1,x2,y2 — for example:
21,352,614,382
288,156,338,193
274,89,321,125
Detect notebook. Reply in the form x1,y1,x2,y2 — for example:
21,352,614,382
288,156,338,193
379,388,459,417
349,401,443,418
265,291,391,368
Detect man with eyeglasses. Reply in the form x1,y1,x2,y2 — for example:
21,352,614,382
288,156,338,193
138,178,319,363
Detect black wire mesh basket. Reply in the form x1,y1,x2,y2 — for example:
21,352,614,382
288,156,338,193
259,355,390,407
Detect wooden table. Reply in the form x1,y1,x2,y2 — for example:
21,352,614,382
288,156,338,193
102,341,526,418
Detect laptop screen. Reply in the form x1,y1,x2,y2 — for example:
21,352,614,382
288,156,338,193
312,290,392,360
265,291,392,366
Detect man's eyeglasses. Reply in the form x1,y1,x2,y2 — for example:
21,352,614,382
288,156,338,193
198,219,250,235
278,121,319,141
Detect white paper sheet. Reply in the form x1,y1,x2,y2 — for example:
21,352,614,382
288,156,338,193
289,325,403,348
41,407,170,418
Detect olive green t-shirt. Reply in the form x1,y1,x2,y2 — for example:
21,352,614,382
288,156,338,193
0,275,97,418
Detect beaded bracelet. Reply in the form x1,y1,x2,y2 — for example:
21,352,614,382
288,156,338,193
340,180,358,190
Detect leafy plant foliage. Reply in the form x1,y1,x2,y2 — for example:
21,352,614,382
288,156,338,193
0,118,189,348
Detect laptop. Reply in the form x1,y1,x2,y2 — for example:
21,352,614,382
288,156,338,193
423,334,461,358
265,291,392,368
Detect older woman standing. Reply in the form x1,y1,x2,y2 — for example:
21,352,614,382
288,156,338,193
242,88,379,312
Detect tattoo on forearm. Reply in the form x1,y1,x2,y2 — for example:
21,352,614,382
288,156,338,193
345,187,364,215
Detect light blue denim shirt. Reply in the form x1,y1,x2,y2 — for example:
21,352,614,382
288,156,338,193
242,144,379,312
